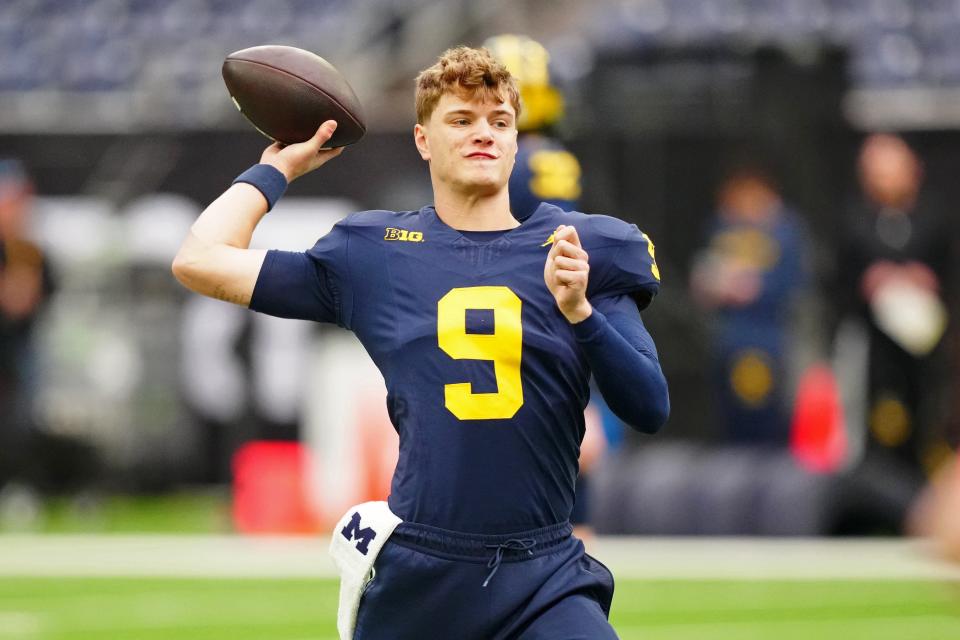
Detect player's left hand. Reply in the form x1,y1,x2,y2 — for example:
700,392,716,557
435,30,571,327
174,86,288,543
544,225,593,324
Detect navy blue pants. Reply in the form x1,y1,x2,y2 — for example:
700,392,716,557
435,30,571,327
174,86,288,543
353,521,618,639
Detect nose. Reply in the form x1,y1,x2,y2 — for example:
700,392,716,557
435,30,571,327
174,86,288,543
472,120,494,145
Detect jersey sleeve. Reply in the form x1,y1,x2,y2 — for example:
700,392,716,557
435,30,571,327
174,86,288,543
573,294,669,433
248,219,353,326
588,222,661,310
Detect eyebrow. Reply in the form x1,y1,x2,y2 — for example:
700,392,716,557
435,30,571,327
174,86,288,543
445,109,514,119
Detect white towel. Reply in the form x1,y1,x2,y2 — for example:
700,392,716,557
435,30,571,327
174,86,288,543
329,501,402,640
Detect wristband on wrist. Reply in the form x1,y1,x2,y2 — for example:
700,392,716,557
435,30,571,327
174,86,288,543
232,164,288,211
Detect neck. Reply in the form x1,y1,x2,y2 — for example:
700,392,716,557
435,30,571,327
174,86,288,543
432,184,519,231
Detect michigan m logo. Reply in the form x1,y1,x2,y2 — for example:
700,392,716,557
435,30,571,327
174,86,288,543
340,512,377,555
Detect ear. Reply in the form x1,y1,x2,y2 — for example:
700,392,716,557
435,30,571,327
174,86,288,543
414,123,430,161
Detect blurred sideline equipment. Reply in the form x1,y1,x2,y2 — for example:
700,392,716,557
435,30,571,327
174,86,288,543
222,45,366,147
233,441,314,534
790,363,847,474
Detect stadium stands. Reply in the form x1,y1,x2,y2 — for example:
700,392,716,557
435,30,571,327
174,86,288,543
2,0,960,131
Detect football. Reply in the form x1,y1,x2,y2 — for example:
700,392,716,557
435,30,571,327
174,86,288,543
222,45,366,147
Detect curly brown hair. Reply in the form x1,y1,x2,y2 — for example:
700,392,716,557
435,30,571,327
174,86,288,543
415,46,521,124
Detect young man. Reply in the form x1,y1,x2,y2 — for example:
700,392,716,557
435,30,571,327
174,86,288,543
173,46,668,639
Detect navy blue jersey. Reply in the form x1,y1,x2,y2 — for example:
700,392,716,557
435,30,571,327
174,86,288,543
509,134,581,221
250,202,659,533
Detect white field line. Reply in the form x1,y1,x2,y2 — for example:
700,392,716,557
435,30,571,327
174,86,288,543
592,537,960,581
1,535,960,580
0,535,332,578
614,614,960,639
0,612,42,636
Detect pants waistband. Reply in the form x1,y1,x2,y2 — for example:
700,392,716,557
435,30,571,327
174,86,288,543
391,520,573,562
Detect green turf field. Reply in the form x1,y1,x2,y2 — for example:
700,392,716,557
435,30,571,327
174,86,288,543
3,499,960,638
6,493,233,535
2,577,959,639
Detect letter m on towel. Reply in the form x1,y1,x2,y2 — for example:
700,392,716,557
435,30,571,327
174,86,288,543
340,512,377,555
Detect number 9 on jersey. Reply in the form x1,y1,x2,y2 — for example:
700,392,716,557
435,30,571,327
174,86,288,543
437,286,524,420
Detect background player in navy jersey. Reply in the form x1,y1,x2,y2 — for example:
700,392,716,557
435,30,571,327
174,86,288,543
484,34,608,542
173,46,668,639
482,34,582,223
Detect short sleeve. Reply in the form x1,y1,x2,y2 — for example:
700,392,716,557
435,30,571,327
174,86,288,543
249,220,352,326
589,224,661,310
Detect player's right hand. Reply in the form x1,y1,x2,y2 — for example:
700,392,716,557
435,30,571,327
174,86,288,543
260,120,344,182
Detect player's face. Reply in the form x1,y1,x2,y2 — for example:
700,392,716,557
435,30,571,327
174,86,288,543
415,92,518,195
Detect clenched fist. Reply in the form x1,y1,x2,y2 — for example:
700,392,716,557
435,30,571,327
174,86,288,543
544,225,592,324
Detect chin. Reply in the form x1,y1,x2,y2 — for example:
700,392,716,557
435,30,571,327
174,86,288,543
455,172,505,194
471,179,506,195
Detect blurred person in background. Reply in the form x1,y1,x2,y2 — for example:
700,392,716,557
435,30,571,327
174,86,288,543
484,33,606,542
0,160,54,516
834,133,956,530
690,161,808,446
908,453,960,562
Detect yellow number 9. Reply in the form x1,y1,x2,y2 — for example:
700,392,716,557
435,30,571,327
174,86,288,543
437,286,523,420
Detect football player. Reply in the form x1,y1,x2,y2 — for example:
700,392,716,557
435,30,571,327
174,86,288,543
173,46,668,639
483,34,581,223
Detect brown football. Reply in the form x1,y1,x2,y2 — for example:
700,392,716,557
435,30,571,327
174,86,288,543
222,45,366,147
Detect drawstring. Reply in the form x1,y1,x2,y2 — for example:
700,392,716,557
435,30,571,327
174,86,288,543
482,538,536,588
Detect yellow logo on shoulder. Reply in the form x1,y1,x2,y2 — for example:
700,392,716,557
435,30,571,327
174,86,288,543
384,227,424,242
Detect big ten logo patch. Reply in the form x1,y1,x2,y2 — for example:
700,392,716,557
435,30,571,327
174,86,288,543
341,511,377,555
384,227,424,242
